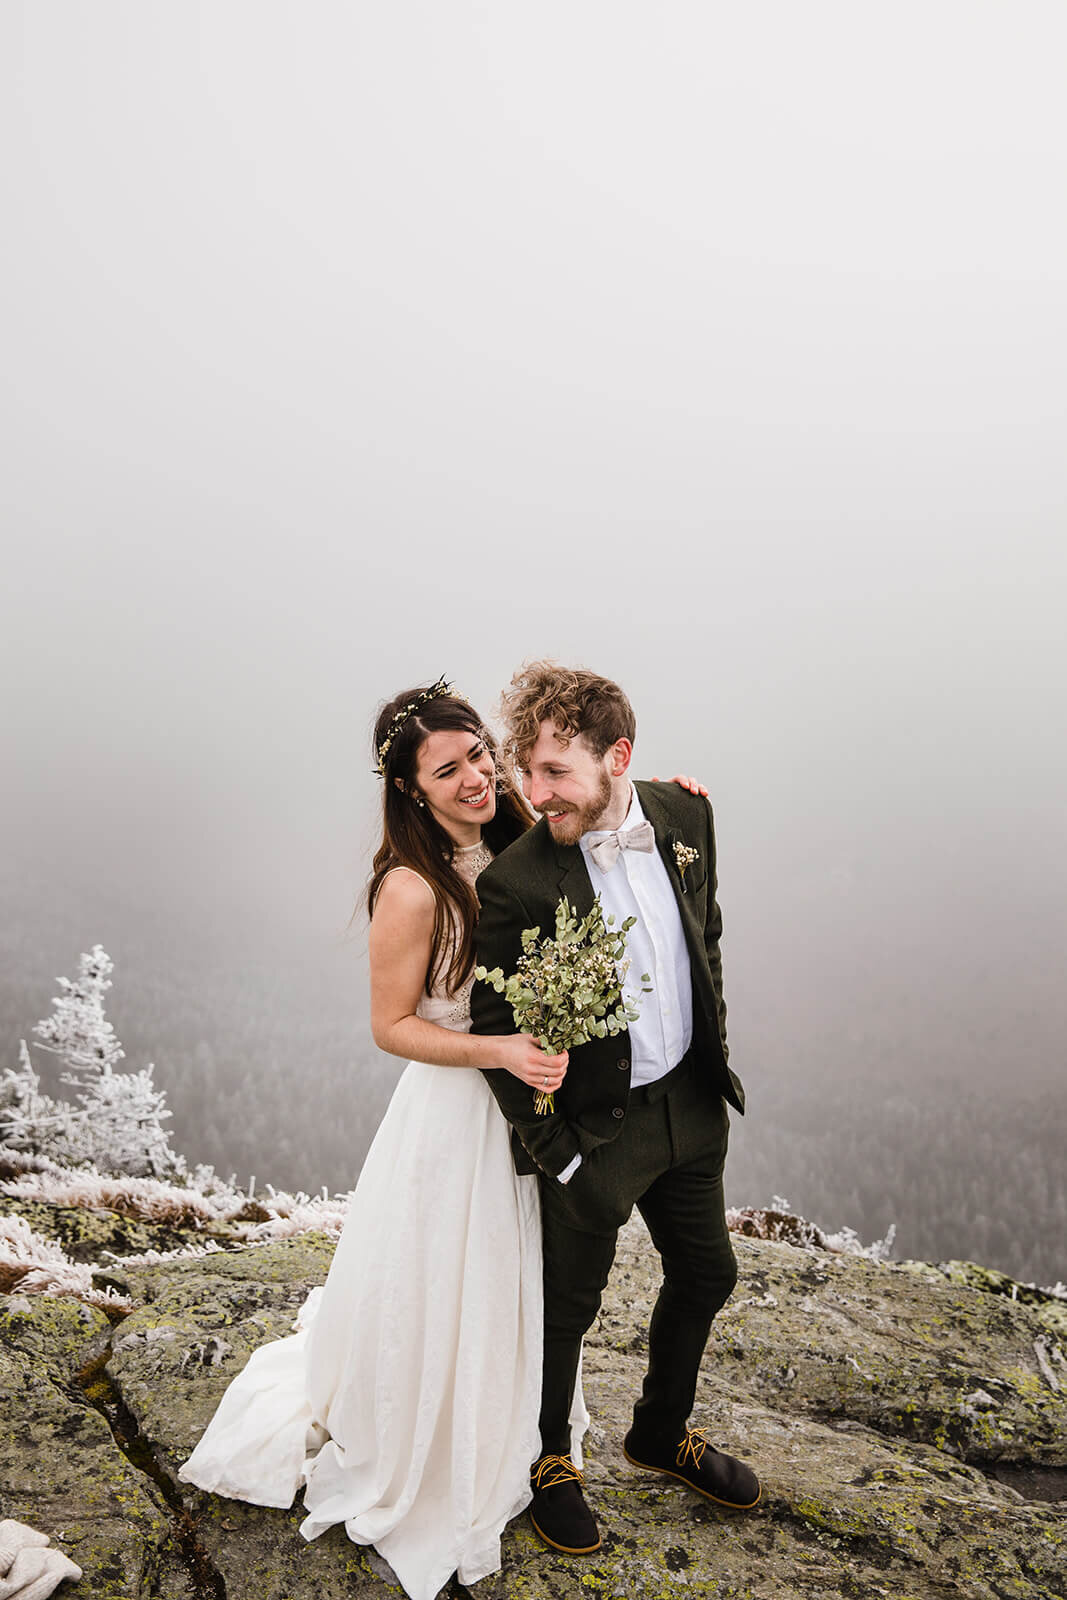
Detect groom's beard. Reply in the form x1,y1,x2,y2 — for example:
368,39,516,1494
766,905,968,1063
537,769,613,846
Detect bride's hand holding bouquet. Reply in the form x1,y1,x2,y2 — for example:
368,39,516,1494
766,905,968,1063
496,1033,569,1093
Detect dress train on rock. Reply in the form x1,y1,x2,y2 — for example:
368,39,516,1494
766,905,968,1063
180,1058,586,1600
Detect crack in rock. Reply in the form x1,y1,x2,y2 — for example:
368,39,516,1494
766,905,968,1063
75,1345,227,1600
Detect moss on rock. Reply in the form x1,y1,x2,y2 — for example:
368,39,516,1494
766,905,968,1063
3,1210,1065,1598
0,1292,109,1375
0,1308,185,1598
0,1195,227,1264
603,1229,1067,1468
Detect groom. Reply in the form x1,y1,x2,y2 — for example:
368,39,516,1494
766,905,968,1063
470,662,760,1555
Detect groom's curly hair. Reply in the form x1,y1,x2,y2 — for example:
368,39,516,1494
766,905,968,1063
499,660,636,769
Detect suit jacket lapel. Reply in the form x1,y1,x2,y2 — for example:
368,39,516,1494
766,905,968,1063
634,781,705,967
552,837,596,921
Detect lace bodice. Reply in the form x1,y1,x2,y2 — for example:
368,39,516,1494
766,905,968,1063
407,840,493,1034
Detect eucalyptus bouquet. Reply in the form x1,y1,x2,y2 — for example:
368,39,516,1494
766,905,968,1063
476,895,650,1114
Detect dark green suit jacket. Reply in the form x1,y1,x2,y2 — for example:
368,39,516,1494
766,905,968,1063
469,780,745,1180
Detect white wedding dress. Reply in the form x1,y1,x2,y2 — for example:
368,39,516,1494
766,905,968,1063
179,844,586,1600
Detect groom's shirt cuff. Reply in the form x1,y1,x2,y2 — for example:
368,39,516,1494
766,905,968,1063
557,1153,582,1184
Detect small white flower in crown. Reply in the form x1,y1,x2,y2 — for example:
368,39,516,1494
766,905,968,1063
375,676,455,776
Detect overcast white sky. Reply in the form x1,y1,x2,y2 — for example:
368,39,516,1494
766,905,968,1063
2,3,1065,1095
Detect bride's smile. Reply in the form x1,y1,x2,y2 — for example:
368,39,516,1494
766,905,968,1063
458,781,491,808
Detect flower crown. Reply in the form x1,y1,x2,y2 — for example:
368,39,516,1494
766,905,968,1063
375,676,455,776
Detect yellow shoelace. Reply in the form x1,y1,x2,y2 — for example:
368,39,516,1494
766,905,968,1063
677,1428,712,1469
532,1454,585,1491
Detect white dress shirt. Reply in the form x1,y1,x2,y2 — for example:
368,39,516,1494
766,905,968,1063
557,786,694,1182
581,786,694,1087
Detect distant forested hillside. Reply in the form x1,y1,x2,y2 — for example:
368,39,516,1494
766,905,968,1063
724,1080,1066,1286
2,913,1063,1287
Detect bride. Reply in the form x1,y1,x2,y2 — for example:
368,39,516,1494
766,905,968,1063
179,677,702,1599
179,678,569,1600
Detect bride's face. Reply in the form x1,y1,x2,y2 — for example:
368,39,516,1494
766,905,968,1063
411,728,497,842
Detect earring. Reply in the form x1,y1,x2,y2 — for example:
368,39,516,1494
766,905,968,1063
412,794,425,808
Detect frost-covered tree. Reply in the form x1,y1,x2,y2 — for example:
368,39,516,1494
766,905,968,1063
75,1057,178,1178
33,945,124,1093
0,1040,72,1152
17,946,184,1179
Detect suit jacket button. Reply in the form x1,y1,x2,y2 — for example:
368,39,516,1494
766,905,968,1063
616,1057,630,1071
612,1106,625,1119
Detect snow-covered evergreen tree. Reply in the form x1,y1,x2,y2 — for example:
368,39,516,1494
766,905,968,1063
77,1058,178,1177
33,945,125,1093
12,946,185,1179
0,1040,71,1152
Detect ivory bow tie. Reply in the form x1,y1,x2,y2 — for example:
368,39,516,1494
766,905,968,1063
587,820,656,873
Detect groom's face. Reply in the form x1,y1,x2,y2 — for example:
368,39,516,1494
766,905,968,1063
521,722,614,845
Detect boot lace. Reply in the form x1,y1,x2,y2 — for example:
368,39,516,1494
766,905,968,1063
677,1427,712,1470
531,1453,584,1491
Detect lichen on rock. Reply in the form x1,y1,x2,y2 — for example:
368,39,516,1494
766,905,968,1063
1,1205,1064,1599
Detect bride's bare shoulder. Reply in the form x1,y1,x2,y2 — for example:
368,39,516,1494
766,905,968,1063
373,866,437,920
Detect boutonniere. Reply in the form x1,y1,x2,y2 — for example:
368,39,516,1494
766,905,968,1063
672,838,699,892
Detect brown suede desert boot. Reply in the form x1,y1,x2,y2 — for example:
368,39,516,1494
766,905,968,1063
623,1426,762,1510
528,1454,602,1553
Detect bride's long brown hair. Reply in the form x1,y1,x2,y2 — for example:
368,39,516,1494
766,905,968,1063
368,685,532,994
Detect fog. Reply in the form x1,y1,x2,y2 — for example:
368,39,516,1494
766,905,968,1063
2,4,1065,1280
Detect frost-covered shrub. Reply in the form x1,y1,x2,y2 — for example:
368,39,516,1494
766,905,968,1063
0,1169,221,1228
0,1146,75,1183
0,1164,347,1241
0,1213,132,1313
245,1187,352,1241
110,1238,224,1268
727,1196,897,1262
823,1220,897,1263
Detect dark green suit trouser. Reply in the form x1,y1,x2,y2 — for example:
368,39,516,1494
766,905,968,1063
538,1054,737,1457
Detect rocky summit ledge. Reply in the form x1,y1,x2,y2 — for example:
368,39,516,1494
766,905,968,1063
1,1213,1065,1600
